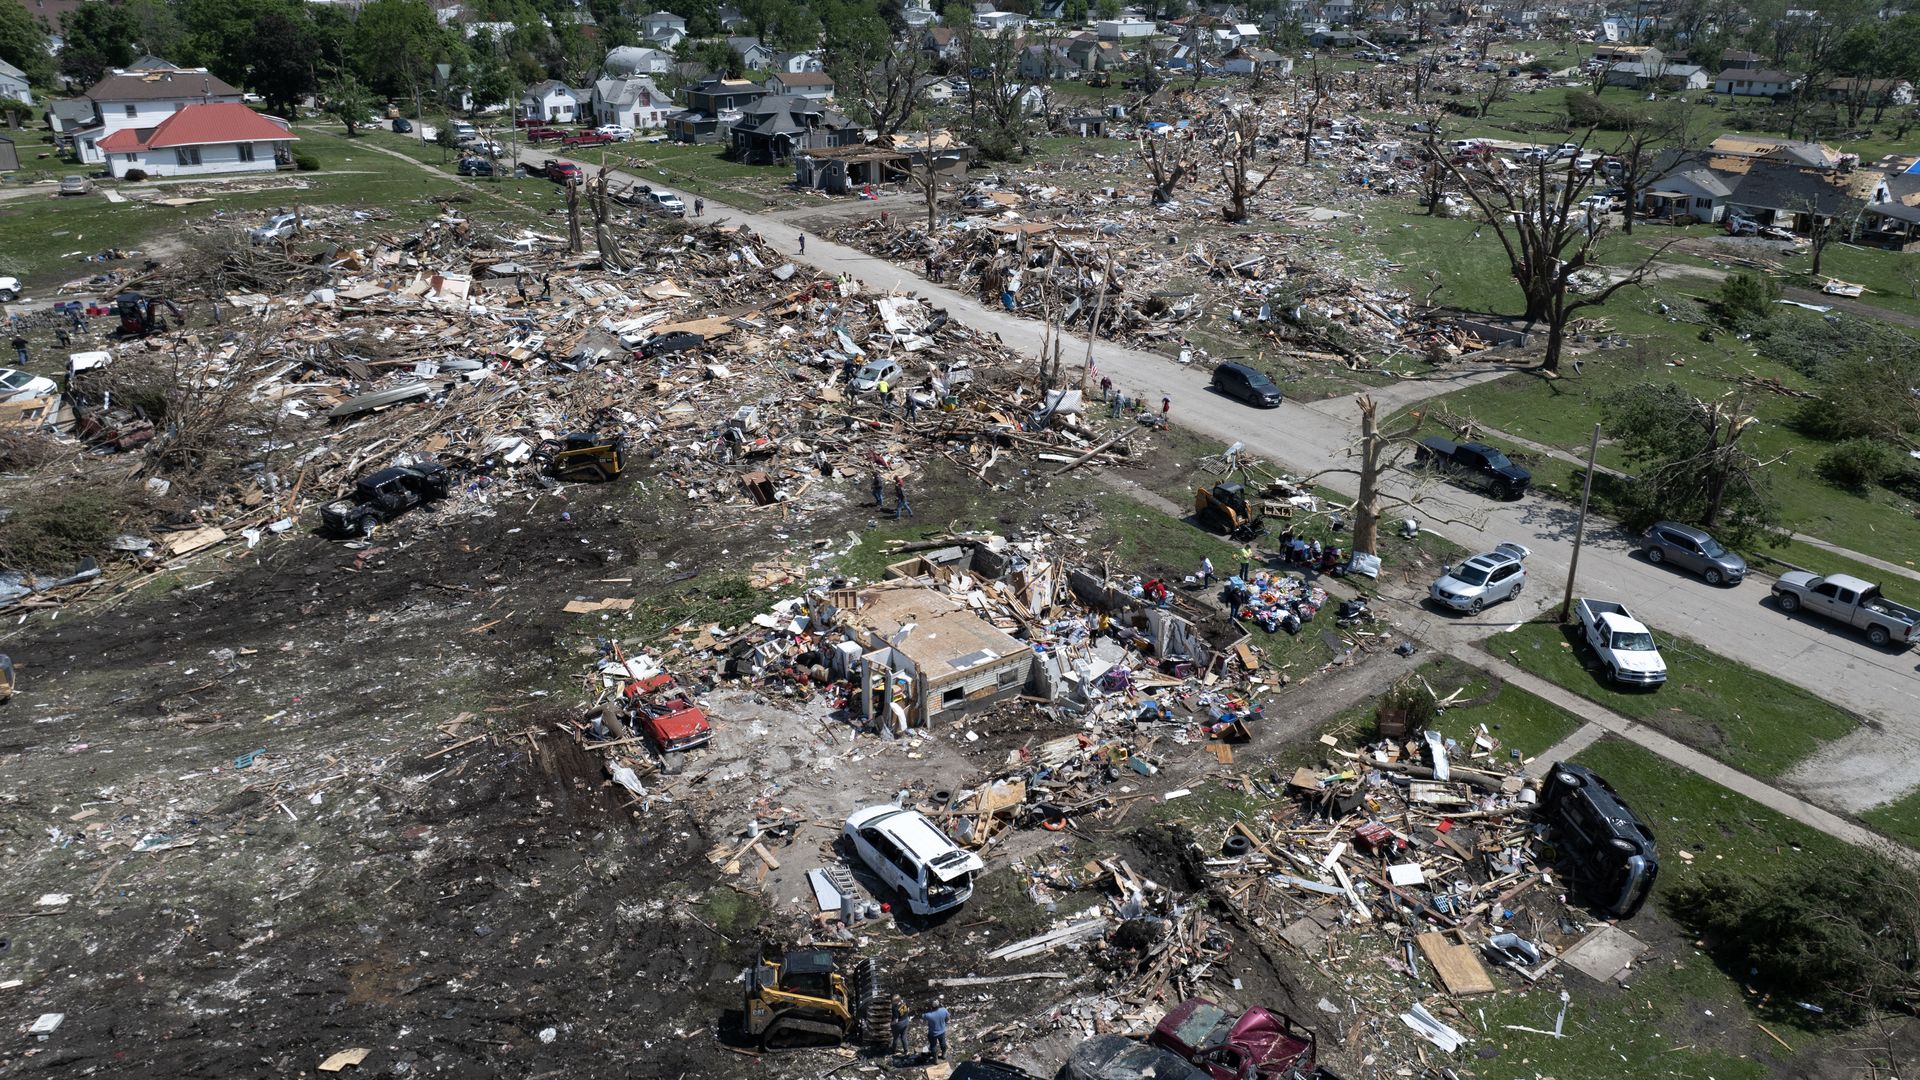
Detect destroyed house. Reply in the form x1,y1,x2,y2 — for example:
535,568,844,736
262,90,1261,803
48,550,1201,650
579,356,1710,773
846,584,1035,728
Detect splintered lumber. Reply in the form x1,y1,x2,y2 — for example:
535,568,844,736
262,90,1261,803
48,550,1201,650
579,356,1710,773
986,917,1109,960
1416,932,1497,995
929,972,1068,987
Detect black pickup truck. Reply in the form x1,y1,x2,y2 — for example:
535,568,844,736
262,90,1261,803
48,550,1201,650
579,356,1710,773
1414,437,1531,500
320,464,451,537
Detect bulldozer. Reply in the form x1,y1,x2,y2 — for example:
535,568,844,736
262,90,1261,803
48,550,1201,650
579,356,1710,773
742,945,891,1050
1195,482,1265,540
540,432,626,482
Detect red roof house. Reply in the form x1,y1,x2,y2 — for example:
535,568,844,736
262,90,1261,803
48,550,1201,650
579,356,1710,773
95,102,296,178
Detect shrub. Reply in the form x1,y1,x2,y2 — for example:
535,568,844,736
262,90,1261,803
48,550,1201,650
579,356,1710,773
122,167,147,181
0,485,147,570
294,153,320,172
1817,438,1896,492
1718,271,1781,323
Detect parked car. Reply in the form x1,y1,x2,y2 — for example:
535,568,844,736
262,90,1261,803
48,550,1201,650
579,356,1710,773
391,117,413,133
458,137,502,157
57,175,92,196
544,159,583,184
644,188,686,216
249,212,301,244
1551,142,1581,159
1210,362,1283,408
1148,997,1321,1080
1574,597,1668,687
1771,572,1920,648
525,126,567,142
1540,762,1659,919
1064,1035,1209,1080
319,463,451,537
849,357,903,393
456,156,495,177
843,805,984,916
564,130,614,147
1639,521,1745,585
0,276,20,302
1429,542,1529,614
1413,436,1531,500
594,123,634,141
449,120,476,141
0,367,58,402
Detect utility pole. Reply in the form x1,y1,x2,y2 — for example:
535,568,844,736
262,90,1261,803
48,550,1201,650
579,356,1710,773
1558,423,1601,623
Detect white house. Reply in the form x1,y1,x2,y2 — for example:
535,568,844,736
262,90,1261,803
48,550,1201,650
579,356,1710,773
1714,68,1803,97
96,102,295,178
0,59,31,106
639,10,688,48
1095,17,1157,39
727,37,776,69
764,71,834,101
520,80,584,123
768,51,825,74
591,76,671,129
604,45,675,76
973,10,1028,31
72,67,246,166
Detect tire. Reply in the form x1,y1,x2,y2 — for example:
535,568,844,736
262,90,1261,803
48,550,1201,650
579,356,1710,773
1491,480,1513,500
1870,626,1891,647
1778,592,1800,613
1223,834,1253,857
1510,579,1524,599
1467,597,1485,615
1646,546,1664,565
1703,568,1722,586
355,515,378,538
1606,663,1621,683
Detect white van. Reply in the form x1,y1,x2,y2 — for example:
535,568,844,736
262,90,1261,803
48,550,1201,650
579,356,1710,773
844,805,985,915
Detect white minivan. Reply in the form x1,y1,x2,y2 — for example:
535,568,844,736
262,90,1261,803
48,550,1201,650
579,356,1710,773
844,805,985,916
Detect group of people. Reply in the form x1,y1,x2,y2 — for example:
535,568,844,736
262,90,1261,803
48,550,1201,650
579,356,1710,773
1276,530,1346,576
869,472,913,518
1096,377,1172,430
889,998,951,1063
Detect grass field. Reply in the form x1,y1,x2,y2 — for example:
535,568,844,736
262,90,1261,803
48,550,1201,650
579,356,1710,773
1485,618,1860,778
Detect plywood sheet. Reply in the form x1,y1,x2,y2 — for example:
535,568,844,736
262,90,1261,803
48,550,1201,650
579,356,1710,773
1416,932,1496,995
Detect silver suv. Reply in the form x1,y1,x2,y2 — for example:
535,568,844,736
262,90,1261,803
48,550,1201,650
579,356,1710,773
1430,542,1530,614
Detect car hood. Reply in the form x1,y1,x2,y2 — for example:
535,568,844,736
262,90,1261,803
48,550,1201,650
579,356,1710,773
1495,463,1532,483
1778,570,1819,590
1432,573,1486,596
1611,649,1666,674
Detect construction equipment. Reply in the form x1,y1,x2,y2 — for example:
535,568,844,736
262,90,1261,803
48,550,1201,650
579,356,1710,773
540,432,626,482
742,945,890,1050
115,292,183,337
1194,482,1265,540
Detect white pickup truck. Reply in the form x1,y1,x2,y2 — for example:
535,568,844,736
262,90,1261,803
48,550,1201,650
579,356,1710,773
1772,572,1920,648
1575,598,1668,688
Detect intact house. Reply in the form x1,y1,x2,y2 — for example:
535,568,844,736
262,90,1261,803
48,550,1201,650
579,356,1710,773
1095,17,1158,39
1821,77,1915,106
726,37,775,70
591,76,671,130
1639,157,1737,222
71,67,246,167
1065,38,1128,72
972,10,1027,31
1714,68,1802,98
604,45,676,76
916,75,966,105
520,80,584,123
1018,44,1081,81
727,93,860,164
921,27,961,62
1223,47,1291,76
1721,49,1767,70
763,71,835,101
0,59,31,105
96,102,295,178
667,76,766,143
638,10,688,48
768,51,825,74
1605,61,1708,91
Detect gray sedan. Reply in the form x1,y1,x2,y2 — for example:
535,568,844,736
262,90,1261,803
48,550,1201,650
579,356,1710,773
1640,521,1745,585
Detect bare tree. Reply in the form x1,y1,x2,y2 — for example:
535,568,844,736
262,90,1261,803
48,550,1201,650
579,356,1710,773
888,132,961,231
1213,106,1286,223
1432,138,1678,372
1306,396,1477,559
1612,100,1698,235
588,167,628,271
1474,69,1514,118
1299,59,1331,165
1141,135,1193,203
844,50,930,139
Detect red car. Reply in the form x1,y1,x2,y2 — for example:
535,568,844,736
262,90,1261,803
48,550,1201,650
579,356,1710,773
543,159,582,183
525,127,566,142
622,672,713,753
564,131,613,147
1149,998,1322,1080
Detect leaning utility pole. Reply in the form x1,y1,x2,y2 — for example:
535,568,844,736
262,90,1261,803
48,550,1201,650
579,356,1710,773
1558,423,1602,622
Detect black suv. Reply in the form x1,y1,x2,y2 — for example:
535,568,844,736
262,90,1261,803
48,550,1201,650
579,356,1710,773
320,464,452,537
1211,362,1283,408
1539,762,1659,918
457,156,494,177
1415,436,1532,500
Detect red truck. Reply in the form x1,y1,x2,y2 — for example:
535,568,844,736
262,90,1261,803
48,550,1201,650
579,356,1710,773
564,131,613,147
1149,998,1329,1080
543,159,582,184
524,126,567,142
622,672,714,754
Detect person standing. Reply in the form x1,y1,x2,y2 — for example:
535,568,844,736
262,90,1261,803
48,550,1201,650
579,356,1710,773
1160,395,1171,430
1239,544,1253,581
875,377,891,414
694,197,705,216
798,232,806,254
890,996,912,1058
870,472,885,507
10,335,26,366
905,389,919,420
1099,375,1113,402
923,1002,950,1062
1199,556,1215,586
893,477,913,519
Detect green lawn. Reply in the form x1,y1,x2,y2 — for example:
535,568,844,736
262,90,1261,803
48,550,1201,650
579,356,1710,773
1416,654,1588,760
1484,618,1860,778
